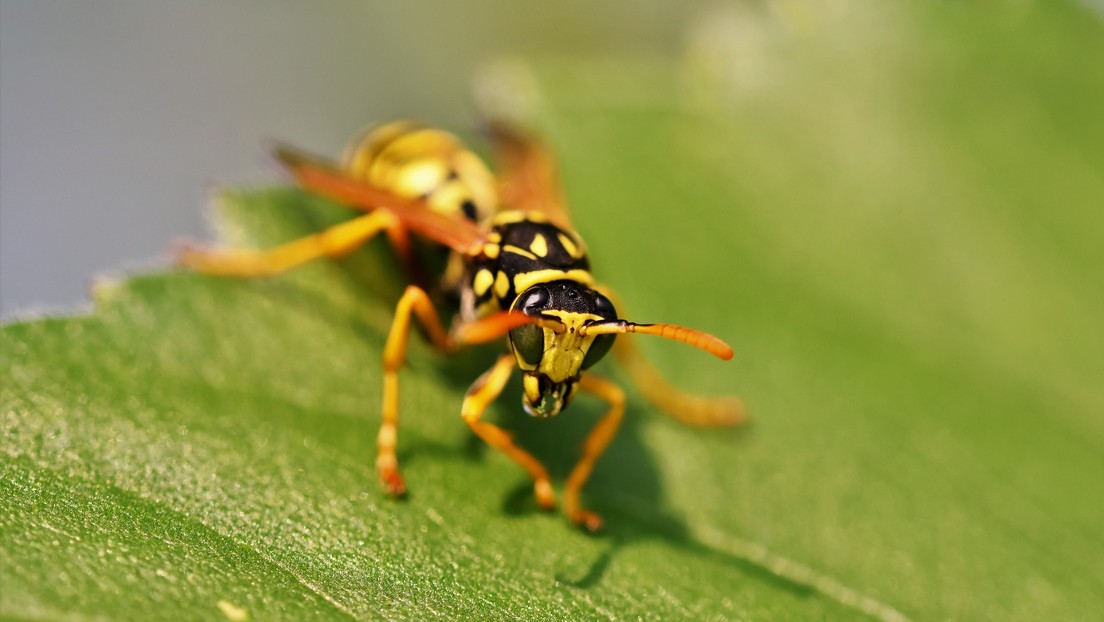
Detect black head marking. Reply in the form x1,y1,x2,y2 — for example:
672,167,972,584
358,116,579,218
511,281,618,318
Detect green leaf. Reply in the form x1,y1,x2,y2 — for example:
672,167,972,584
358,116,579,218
4,2,1103,620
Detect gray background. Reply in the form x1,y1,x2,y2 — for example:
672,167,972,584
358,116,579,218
1,1,693,316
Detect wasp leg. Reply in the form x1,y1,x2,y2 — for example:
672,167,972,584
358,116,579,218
378,285,456,496
381,303,530,497
563,373,625,532
178,210,400,277
462,354,556,512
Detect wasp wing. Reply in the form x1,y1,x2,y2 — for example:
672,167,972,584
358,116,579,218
273,144,486,256
484,120,574,230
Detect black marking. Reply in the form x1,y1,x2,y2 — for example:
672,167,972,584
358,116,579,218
461,200,479,221
509,281,616,318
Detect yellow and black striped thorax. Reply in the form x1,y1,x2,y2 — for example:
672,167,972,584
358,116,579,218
341,121,497,223
470,211,592,312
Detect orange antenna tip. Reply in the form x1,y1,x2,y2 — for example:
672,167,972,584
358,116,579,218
583,321,733,360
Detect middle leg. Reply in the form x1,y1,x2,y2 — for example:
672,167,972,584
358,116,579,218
563,373,626,532
378,304,547,497
179,210,400,277
377,285,455,495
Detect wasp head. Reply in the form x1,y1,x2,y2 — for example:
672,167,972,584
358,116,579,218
508,281,618,417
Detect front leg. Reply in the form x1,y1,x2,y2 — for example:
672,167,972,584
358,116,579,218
563,373,626,532
377,301,542,498
461,354,556,512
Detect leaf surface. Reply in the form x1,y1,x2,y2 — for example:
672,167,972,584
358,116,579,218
4,3,1103,620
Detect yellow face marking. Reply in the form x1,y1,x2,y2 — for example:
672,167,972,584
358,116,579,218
529,234,548,258
557,233,584,259
483,243,500,259
513,269,594,297
537,310,604,383
516,352,539,373
487,231,502,243
473,269,494,296
523,373,542,401
494,271,511,299
503,245,538,261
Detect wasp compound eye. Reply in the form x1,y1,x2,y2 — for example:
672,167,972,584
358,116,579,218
593,292,617,320
509,324,544,367
509,286,554,368
581,334,615,369
516,286,550,315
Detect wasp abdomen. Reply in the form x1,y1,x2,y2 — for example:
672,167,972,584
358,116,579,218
341,121,497,223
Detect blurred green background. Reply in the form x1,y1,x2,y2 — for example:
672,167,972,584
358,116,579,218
3,1,1103,620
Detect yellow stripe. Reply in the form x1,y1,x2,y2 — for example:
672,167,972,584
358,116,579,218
513,269,593,295
503,245,538,260
557,233,584,258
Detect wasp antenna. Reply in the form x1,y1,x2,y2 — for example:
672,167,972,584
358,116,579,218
454,312,565,344
538,317,568,334
583,321,733,360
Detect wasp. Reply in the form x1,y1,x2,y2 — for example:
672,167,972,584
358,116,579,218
180,120,745,530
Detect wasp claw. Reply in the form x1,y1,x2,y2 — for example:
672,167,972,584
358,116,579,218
570,509,604,533
379,467,407,497
535,478,556,510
